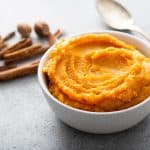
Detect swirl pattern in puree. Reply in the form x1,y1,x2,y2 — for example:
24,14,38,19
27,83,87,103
43,34,150,112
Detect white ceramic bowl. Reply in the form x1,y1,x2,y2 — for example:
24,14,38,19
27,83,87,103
38,31,150,134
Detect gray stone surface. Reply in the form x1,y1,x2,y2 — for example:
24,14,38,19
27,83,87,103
0,0,150,149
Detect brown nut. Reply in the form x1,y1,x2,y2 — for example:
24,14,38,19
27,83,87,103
17,23,32,38
34,21,50,38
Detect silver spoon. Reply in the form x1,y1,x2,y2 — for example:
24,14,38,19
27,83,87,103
96,0,150,42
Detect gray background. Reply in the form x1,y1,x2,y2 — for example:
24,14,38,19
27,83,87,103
0,0,150,149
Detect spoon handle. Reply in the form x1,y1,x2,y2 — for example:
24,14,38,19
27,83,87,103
130,25,150,42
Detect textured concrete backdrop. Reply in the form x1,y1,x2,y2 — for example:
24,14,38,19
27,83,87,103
0,0,150,149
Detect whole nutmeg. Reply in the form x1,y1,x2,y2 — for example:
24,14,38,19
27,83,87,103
34,21,50,38
17,23,32,38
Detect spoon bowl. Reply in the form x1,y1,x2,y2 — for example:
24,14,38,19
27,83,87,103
96,0,150,41
96,0,133,30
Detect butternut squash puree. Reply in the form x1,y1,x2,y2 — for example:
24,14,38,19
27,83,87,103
43,34,150,112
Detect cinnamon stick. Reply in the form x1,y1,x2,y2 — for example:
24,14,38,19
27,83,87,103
0,61,39,81
0,36,4,50
54,29,64,38
31,60,40,65
48,29,64,46
4,44,49,64
0,32,15,52
0,64,16,71
47,29,63,46
0,43,7,51
3,31,15,42
0,38,32,58
48,34,56,46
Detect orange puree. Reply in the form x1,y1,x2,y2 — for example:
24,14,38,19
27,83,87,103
43,34,150,112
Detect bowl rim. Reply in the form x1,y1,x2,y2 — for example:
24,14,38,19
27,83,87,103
38,30,150,115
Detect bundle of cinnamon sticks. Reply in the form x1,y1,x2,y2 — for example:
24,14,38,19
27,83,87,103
0,22,64,81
